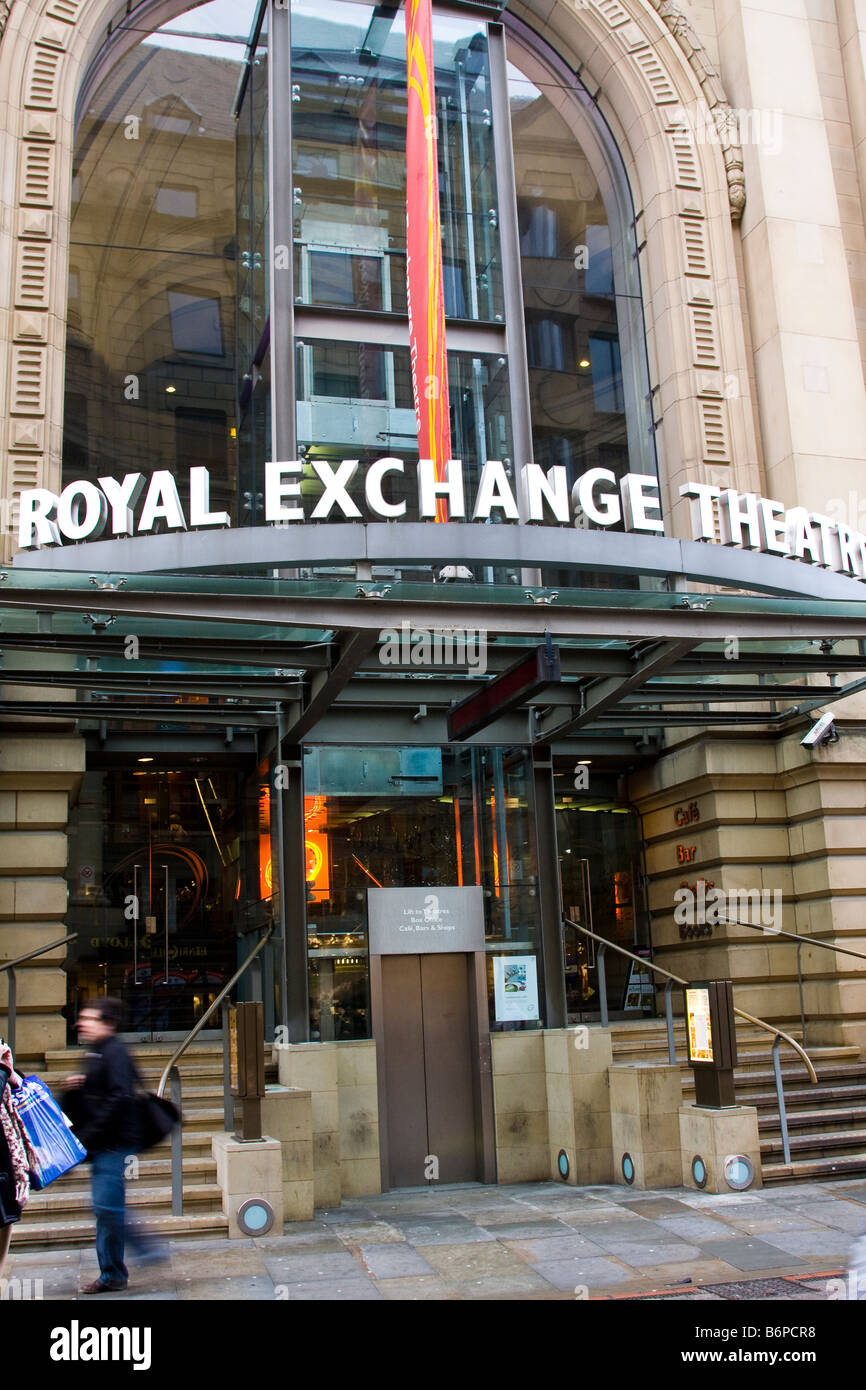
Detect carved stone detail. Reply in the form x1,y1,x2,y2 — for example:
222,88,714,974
645,0,746,221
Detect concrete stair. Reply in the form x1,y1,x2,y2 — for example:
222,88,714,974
11,1041,278,1250
611,1019,866,1185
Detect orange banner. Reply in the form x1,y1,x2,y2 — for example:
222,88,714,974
406,0,451,521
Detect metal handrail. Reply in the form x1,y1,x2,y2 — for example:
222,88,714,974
156,925,274,1217
727,916,866,1046
0,932,78,973
563,917,817,1167
0,932,78,1055
156,925,273,1098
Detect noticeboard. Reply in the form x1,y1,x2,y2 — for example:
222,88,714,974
686,986,714,1064
367,886,485,955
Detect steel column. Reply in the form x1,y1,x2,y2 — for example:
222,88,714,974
278,742,309,1041
530,748,567,1028
268,0,296,460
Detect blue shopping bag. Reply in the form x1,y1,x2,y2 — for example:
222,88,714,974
14,1075,87,1189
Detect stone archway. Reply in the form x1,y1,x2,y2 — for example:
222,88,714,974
0,0,762,558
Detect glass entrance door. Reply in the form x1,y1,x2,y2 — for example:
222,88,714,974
65,760,259,1042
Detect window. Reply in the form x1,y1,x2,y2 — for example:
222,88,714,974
155,186,198,218
168,291,224,356
588,335,624,414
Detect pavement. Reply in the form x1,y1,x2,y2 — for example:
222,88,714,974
5,1177,866,1301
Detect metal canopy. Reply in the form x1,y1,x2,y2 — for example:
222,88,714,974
1,565,864,757
12,523,866,603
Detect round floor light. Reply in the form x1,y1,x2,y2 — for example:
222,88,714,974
724,1155,754,1191
557,1149,570,1181
691,1155,708,1189
237,1197,275,1237
621,1152,635,1184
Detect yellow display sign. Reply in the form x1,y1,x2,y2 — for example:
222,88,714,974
686,987,714,1063
228,1006,238,1092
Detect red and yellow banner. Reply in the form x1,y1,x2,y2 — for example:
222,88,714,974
406,0,451,521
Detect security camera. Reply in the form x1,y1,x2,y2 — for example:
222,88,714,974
801,711,838,748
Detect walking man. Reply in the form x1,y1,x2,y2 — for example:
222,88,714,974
65,997,155,1294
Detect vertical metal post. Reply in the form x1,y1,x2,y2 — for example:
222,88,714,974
492,750,511,938
269,0,297,459
797,940,807,1046
771,1036,791,1166
163,864,170,985
486,22,539,583
6,968,16,1056
274,706,289,1034
279,741,309,1041
132,864,140,987
222,1001,232,1132
529,748,566,1027
664,979,676,1063
170,1066,183,1215
597,944,608,1028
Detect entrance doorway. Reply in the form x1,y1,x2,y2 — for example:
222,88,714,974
64,758,265,1042
378,953,483,1189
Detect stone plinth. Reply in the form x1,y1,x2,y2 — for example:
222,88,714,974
609,1063,683,1189
261,1085,314,1223
212,1132,284,1239
679,1104,763,1194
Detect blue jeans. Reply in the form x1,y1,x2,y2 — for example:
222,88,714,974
91,1150,154,1286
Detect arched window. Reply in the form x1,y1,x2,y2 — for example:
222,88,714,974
64,0,656,566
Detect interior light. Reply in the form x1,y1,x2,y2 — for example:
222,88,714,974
230,426,237,438
578,358,590,369
165,385,177,394
138,756,154,763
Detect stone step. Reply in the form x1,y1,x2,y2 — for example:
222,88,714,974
684,1061,866,1093
761,1128,866,1158
759,1106,866,1134
746,1082,866,1111
34,1156,218,1194
11,1210,230,1251
761,1154,866,1184
24,1182,224,1219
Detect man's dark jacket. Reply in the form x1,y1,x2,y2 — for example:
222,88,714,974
64,1034,141,1155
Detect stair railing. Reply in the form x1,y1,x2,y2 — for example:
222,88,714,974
562,917,817,1166
0,933,78,1055
156,925,274,1216
724,917,866,1048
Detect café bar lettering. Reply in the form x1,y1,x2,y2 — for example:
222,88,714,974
15,464,866,580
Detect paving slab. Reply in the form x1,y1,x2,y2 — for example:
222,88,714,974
620,1198,696,1217
755,1229,853,1257
504,1233,608,1262
651,1215,742,1241
697,1237,806,1271
273,1278,382,1300
359,1243,436,1278
394,1222,494,1246
374,1275,461,1300
531,1255,633,1290
263,1251,363,1282
176,1277,276,1301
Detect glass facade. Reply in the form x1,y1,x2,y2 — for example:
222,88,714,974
56,0,658,1041
64,3,259,525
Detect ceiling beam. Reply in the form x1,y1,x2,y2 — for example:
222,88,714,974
535,639,698,742
280,629,381,745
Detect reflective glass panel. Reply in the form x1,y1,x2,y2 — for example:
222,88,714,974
63,2,259,522
291,0,503,321
509,63,634,504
